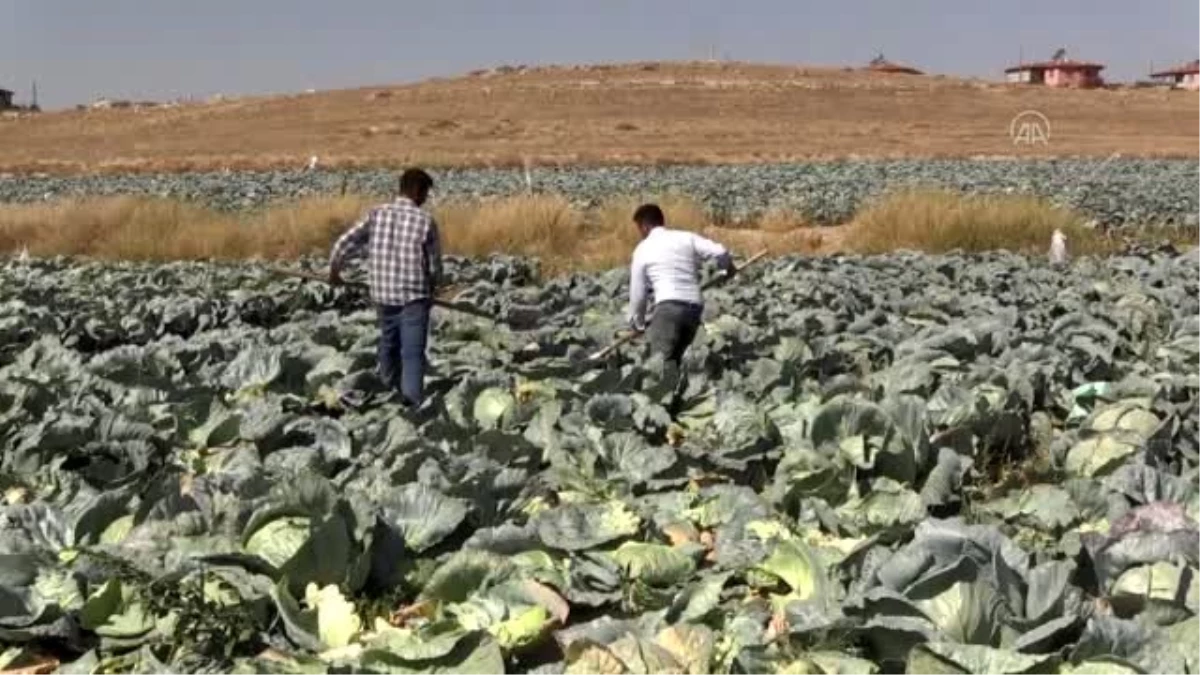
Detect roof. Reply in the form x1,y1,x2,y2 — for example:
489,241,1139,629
1004,59,1105,73
0,88,12,95
863,55,923,75
1150,59,1200,77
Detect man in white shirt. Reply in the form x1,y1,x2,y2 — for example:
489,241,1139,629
626,203,736,369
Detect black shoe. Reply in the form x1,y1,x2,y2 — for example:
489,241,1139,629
400,397,440,426
374,389,409,407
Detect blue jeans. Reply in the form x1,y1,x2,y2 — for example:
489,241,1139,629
376,300,431,406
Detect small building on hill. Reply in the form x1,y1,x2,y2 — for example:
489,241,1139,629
1005,49,1104,88
864,54,923,75
0,88,13,110
1150,59,1199,90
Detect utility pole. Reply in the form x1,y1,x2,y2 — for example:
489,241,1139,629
31,80,38,110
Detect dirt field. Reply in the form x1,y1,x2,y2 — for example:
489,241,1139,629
1,61,1196,175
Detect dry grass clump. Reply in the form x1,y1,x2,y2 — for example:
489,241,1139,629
247,196,379,258
0,189,1185,274
433,194,585,260
847,188,1110,255
0,195,377,261
0,197,231,260
755,207,811,233
711,227,830,257
0,194,668,270
589,193,715,235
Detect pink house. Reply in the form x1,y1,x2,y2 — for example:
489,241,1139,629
1150,60,1200,90
1005,54,1105,88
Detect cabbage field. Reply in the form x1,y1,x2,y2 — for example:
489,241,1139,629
0,243,1197,674
4,158,1199,227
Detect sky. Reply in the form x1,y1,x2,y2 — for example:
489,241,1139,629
4,0,1198,110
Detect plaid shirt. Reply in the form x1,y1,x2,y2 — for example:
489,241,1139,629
328,196,443,307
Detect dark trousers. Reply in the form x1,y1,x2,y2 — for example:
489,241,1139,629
647,300,703,365
376,300,431,406
646,301,703,413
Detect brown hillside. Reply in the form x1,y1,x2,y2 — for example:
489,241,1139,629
0,61,1196,175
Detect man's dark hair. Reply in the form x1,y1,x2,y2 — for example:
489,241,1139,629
399,168,434,196
632,203,665,227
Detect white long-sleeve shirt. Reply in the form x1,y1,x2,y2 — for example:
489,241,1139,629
627,226,731,329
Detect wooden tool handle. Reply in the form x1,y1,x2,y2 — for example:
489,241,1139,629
266,266,495,321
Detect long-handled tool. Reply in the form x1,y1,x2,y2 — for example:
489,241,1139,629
587,249,769,361
267,266,499,322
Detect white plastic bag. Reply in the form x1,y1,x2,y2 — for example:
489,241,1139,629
1049,229,1069,266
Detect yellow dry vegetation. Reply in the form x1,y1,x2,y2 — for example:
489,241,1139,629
0,61,1194,174
846,188,1123,256
0,190,1184,274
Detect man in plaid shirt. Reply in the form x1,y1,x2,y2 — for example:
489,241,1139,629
329,168,443,408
